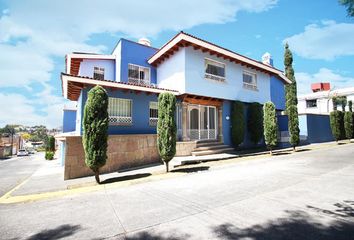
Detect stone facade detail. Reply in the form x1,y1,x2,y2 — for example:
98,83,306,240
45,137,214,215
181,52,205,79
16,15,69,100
64,134,160,180
175,141,196,156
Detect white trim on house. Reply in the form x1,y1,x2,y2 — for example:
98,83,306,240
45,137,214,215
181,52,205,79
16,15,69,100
148,32,291,84
61,74,179,100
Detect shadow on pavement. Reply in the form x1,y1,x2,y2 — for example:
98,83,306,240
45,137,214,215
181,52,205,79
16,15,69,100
26,224,81,240
101,173,151,184
124,231,190,240
171,166,210,173
213,201,354,240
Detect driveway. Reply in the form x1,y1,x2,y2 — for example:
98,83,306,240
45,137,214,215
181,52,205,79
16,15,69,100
1,143,354,239
0,152,45,197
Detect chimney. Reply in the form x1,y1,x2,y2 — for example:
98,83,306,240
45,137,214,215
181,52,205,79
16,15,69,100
262,52,273,66
138,38,151,47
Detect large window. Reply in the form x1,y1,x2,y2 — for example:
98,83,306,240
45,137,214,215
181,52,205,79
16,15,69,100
128,64,150,85
306,99,317,108
205,58,225,82
108,98,132,125
149,102,158,126
93,67,105,80
243,71,257,90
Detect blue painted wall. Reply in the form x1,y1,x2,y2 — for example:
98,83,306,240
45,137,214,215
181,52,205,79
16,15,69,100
120,39,157,84
77,87,158,135
62,109,77,133
277,115,288,132
270,76,286,110
222,100,231,146
79,59,115,80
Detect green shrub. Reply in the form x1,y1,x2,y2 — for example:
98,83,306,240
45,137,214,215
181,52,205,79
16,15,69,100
263,102,278,154
231,101,245,148
82,86,109,184
45,151,54,160
157,92,177,172
344,111,353,140
247,102,263,145
46,136,55,152
330,110,342,142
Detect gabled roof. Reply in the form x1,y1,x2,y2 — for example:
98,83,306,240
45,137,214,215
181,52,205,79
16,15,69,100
148,31,291,84
61,73,179,101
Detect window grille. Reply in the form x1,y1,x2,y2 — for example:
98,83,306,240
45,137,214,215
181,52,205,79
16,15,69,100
149,101,158,126
108,98,132,125
128,64,150,85
205,59,225,82
243,71,257,90
93,67,105,80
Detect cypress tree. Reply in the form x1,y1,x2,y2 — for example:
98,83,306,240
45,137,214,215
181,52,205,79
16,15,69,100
157,92,177,172
330,110,342,142
344,111,353,140
332,96,338,111
231,101,245,148
263,102,278,155
284,43,300,151
247,102,263,145
349,100,354,137
82,86,109,184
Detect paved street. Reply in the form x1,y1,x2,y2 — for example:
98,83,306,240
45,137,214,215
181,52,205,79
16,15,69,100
1,143,354,239
0,152,45,197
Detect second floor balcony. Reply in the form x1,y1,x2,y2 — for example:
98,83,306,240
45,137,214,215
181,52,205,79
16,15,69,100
128,64,152,86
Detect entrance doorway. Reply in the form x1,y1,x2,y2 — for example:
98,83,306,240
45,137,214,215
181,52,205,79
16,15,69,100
188,105,217,140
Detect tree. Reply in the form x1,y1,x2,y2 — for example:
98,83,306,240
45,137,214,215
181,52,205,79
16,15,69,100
82,86,109,184
263,102,278,155
338,96,347,111
247,102,263,145
332,96,338,111
157,92,177,172
339,0,354,16
231,101,245,148
46,136,55,152
288,105,300,150
344,111,353,141
330,111,342,142
284,43,300,151
21,133,31,141
349,100,354,137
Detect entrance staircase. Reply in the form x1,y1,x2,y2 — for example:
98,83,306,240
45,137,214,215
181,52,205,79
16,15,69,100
191,140,234,156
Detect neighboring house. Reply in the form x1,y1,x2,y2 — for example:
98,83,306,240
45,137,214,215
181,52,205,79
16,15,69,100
298,83,354,114
59,32,290,179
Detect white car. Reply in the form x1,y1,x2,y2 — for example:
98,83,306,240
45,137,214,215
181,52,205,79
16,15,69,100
17,149,29,157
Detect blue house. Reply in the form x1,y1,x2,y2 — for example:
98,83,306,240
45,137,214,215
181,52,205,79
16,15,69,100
60,32,290,179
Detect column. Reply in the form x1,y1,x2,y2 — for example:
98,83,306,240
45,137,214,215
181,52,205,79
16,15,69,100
218,105,223,143
182,102,189,141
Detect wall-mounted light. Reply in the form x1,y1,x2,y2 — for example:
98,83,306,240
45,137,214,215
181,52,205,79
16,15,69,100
226,116,230,120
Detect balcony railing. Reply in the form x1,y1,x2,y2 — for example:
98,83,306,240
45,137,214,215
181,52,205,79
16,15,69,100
128,77,151,86
205,73,225,82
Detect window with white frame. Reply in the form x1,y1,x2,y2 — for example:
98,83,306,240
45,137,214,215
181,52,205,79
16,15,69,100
128,64,150,85
243,71,257,90
205,58,225,82
149,102,158,126
108,98,132,125
93,67,105,80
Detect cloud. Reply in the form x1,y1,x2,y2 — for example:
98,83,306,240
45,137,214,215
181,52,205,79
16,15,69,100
296,68,354,95
0,0,277,128
284,21,354,60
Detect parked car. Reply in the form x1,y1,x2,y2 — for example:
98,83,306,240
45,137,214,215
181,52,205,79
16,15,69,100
27,149,36,154
17,149,29,157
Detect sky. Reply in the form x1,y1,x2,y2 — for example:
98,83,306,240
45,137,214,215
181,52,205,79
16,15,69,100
0,0,353,128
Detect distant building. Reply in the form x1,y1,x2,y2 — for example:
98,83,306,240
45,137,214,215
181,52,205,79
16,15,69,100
298,83,354,114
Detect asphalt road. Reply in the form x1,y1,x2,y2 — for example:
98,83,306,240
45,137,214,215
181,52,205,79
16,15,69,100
0,152,45,197
1,143,354,239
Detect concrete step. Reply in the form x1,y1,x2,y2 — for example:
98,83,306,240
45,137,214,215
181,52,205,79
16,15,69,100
191,147,235,156
196,141,223,148
193,144,231,152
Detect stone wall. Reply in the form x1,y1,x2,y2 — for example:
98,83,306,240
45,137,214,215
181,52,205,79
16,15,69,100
176,141,196,156
64,134,160,180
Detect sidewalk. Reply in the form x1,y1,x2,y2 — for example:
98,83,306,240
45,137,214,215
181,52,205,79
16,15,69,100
1,140,352,204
